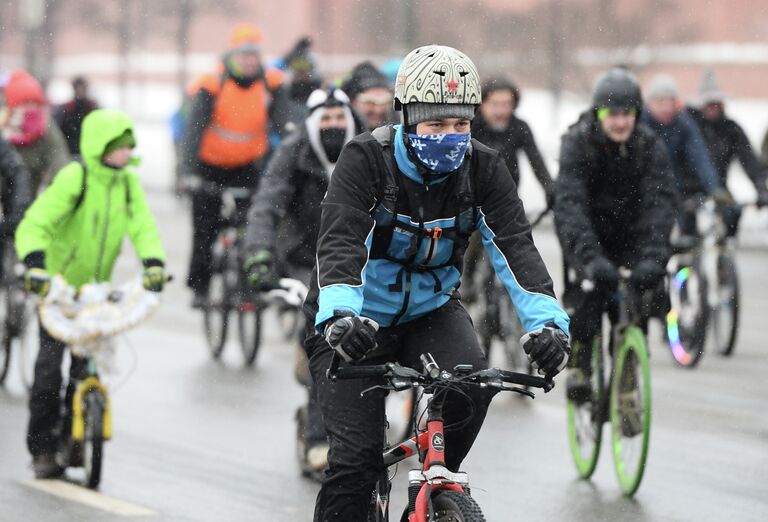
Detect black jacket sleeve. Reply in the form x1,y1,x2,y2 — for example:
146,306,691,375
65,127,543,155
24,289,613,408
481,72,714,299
730,121,768,193
244,135,300,257
519,120,553,192
635,137,678,265
554,131,604,267
316,140,378,288
182,88,215,172
474,144,569,333
312,138,379,326
0,138,33,233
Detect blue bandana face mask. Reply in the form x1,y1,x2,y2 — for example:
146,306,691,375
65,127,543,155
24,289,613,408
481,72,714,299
407,132,471,174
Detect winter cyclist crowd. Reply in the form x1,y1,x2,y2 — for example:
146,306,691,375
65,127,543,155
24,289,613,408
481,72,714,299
2,20,768,520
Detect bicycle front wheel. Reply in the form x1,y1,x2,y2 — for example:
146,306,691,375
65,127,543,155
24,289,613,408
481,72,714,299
0,331,9,385
712,254,739,357
18,301,39,391
566,336,605,479
0,288,10,385
666,265,708,368
610,326,651,496
204,270,230,359
83,391,105,489
238,298,262,367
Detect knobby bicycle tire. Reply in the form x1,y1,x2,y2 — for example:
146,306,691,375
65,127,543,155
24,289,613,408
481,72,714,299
566,336,605,479
610,326,651,497
666,263,708,368
83,391,104,489
431,490,486,522
712,254,739,357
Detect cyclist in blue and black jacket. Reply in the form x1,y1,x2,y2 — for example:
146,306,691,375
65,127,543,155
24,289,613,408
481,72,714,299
302,45,571,521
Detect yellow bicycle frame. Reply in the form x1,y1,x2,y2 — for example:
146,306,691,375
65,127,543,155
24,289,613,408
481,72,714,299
71,376,112,441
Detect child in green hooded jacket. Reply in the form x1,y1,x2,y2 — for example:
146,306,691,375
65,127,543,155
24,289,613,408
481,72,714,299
14,109,167,478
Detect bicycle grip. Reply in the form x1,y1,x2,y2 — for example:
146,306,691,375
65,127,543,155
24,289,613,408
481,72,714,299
334,364,391,380
499,370,554,392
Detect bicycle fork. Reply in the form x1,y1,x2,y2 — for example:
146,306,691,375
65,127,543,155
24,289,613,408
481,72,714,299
72,376,111,441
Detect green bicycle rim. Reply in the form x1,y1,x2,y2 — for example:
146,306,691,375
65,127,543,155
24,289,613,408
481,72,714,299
566,336,604,478
610,326,651,496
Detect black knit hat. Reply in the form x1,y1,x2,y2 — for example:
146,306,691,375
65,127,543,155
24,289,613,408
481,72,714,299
340,61,390,101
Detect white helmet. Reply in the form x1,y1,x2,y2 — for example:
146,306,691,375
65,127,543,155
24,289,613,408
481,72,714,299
394,45,482,112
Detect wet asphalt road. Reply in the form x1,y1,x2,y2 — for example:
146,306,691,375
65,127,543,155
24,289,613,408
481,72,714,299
1,189,767,522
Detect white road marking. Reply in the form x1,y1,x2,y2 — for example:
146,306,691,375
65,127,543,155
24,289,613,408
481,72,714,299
21,479,157,517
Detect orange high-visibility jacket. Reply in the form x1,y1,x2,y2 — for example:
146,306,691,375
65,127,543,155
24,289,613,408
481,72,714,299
194,68,283,168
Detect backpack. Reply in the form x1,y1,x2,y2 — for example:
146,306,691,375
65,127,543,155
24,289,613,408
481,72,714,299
368,126,477,294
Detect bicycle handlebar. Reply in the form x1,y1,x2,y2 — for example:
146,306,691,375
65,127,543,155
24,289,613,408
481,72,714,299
326,352,553,394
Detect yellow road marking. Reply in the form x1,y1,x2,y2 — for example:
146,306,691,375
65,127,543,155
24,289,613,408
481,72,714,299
21,479,156,517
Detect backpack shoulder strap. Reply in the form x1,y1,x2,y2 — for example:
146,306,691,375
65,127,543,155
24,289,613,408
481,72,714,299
453,148,478,234
371,126,399,206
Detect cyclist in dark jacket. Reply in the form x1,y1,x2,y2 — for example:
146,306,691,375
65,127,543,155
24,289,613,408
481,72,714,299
304,45,570,521
555,68,677,399
54,76,98,156
0,136,33,237
464,77,554,301
686,71,768,233
0,136,33,274
641,74,732,240
243,88,363,475
472,77,554,201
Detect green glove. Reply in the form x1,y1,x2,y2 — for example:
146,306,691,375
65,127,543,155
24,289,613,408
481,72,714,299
244,250,276,290
143,266,167,292
24,268,51,297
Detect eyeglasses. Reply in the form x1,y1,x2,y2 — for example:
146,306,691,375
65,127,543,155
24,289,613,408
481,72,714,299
597,107,637,120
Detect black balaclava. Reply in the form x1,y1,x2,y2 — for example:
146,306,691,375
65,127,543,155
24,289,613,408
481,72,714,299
319,128,347,163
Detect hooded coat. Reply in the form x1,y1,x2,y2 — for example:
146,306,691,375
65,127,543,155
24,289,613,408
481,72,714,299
15,110,165,288
244,104,361,270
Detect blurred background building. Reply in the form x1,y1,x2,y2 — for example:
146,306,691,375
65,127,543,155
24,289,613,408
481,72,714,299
1,0,767,105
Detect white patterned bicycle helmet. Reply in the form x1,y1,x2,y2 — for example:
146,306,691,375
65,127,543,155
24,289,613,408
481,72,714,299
394,45,481,124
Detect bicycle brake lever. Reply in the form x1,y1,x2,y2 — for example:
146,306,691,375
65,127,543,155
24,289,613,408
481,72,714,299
359,384,391,397
498,384,536,399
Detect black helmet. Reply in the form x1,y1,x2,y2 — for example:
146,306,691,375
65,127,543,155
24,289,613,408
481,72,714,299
592,67,642,112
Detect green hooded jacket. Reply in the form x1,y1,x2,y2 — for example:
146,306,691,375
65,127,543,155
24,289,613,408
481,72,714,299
15,109,165,288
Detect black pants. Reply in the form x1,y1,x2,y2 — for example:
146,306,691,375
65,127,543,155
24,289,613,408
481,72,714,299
306,299,491,521
187,163,261,294
27,323,87,456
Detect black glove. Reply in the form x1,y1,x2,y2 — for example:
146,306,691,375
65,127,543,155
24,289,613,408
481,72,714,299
284,37,312,63
585,255,619,290
521,322,571,378
244,250,279,290
324,310,378,362
630,260,666,291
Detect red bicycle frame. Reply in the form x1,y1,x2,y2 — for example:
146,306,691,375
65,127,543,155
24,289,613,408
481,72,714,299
381,405,469,522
